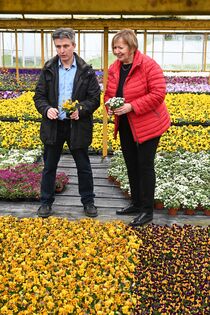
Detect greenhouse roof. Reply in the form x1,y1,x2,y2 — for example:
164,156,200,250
0,1,210,31
0,0,210,15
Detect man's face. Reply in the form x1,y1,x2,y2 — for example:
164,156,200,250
54,38,76,64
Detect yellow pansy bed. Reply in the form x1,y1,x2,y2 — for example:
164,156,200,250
0,217,208,314
0,92,41,121
0,120,41,149
0,216,140,315
0,121,209,152
0,91,210,124
165,93,210,124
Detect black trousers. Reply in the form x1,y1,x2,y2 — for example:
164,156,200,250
40,120,95,206
119,115,160,213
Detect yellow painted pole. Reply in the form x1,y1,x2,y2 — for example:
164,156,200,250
203,33,207,72
102,27,108,158
41,30,44,67
143,30,147,54
15,30,19,81
77,30,80,56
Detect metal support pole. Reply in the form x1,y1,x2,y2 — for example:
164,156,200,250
15,30,19,81
102,27,109,158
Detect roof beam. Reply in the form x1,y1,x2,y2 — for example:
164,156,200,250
0,0,210,15
0,18,210,31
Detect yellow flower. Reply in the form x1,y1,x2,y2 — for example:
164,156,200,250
62,99,79,114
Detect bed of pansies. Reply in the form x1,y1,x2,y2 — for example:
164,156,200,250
134,224,209,314
0,216,140,315
0,91,209,152
0,217,209,314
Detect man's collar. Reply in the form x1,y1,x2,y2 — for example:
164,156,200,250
58,56,76,69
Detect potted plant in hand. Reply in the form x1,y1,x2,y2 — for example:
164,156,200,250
105,97,125,110
62,99,79,117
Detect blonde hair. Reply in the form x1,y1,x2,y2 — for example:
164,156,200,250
111,29,138,53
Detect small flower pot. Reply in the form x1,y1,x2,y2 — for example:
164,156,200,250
184,208,195,215
155,201,164,210
114,180,121,187
203,209,210,216
168,207,179,216
196,204,204,211
55,185,64,193
123,190,131,199
108,175,115,183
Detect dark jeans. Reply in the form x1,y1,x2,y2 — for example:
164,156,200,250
119,115,160,213
40,120,95,206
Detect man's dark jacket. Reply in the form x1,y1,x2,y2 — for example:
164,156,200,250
34,53,100,149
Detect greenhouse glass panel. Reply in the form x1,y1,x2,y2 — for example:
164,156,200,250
182,52,203,70
206,35,210,70
162,52,182,70
44,33,53,63
108,33,117,67
146,34,154,56
183,34,203,53
137,33,144,52
164,34,183,53
0,32,15,67
21,33,42,68
153,34,164,52
80,33,102,69
17,33,23,67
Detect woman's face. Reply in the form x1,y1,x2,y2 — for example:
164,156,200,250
113,38,134,64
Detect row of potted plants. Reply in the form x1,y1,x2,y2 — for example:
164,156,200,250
1,91,209,124
0,120,209,153
0,149,69,199
0,68,210,93
0,148,42,169
108,150,210,215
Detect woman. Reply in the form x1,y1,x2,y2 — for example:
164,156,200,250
104,29,170,227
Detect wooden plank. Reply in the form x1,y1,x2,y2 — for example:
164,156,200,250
68,177,115,186
57,184,127,199
58,168,109,177
54,195,129,208
58,162,109,169
60,154,110,162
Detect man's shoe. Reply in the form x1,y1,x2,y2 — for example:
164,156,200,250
129,212,153,227
37,205,52,218
84,204,98,217
116,204,141,215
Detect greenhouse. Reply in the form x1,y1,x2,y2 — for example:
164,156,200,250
0,1,209,314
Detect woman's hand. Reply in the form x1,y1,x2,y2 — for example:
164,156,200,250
107,108,114,116
114,103,133,116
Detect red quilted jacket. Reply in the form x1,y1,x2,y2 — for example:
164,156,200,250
104,50,171,143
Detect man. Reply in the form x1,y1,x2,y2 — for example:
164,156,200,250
34,28,100,218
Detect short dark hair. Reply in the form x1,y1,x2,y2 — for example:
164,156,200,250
112,29,138,53
52,28,75,44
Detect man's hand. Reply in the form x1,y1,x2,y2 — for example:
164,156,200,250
47,108,59,120
70,109,79,120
